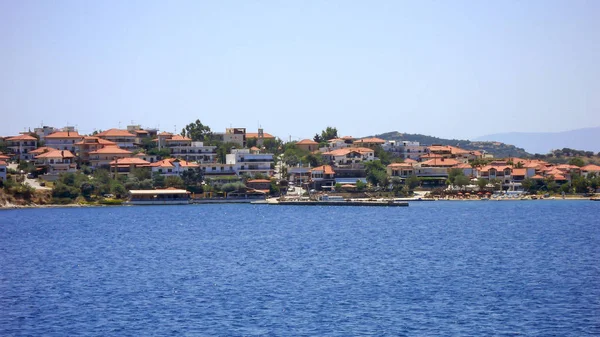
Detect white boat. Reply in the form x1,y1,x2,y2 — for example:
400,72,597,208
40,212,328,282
127,189,191,205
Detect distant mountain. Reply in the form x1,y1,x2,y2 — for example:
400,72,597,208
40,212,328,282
373,131,531,158
473,127,600,155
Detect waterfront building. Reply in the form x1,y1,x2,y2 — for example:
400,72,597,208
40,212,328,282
34,149,77,180
88,146,133,169
226,148,274,177
6,134,38,161
149,158,199,177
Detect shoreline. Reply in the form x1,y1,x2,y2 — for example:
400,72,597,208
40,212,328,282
2,196,597,210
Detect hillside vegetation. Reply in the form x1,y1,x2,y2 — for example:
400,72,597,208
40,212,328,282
374,131,531,158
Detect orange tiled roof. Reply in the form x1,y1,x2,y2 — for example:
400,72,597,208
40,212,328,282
297,139,318,145
88,146,132,155
30,146,56,154
247,179,271,183
95,129,135,137
552,174,567,181
109,157,150,165
454,163,472,169
581,164,600,172
322,148,368,156
158,131,173,136
310,165,335,174
0,154,9,160
166,135,192,141
7,134,37,141
531,174,545,179
512,168,527,176
404,158,417,163
35,149,75,159
387,163,413,168
354,137,385,144
0,160,7,166
149,158,198,168
246,132,275,139
421,158,460,167
44,131,82,139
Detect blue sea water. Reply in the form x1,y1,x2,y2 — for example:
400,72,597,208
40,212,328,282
1,201,599,336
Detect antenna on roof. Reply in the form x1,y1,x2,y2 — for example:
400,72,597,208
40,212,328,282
118,121,121,128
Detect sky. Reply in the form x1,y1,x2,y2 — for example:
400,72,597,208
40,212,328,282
1,0,599,141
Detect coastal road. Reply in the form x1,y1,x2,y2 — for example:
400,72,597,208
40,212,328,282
8,163,51,190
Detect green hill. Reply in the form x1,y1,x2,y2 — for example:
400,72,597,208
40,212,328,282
373,131,532,158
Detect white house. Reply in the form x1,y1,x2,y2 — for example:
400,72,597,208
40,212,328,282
6,134,38,160
321,147,375,166
226,148,274,177
164,135,217,163
88,146,133,169
149,158,199,176
34,149,77,180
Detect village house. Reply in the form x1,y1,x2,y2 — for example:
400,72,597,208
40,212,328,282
226,148,274,177
246,129,275,147
353,137,386,149
198,162,237,177
74,137,117,165
321,147,375,166
296,139,319,152
386,163,415,179
581,164,600,178
6,134,38,161
43,131,83,153
34,149,77,180
95,129,137,150
149,158,199,176
109,157,151,178
246,179,271,194
224,127,247,147
88,146,133,169
309,165,336,190
383,140,427,160
164,135,217,163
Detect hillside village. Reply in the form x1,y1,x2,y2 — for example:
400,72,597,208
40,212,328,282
1,121,600,204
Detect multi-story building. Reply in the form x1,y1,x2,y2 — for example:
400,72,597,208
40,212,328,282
164,135,217,163
224,128,247,147
95,129,137,150
149,158,199,177
6,134,38,160
88,146,133,169
74,137,117,164
383,141,427,160
246,128,275,147
44,131,83,153
34,149,77,180
353,137,385,149
226,148,274,177
309,165,336,190
296,139,319,152
34,126,58,139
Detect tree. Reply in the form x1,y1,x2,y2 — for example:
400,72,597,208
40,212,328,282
447,168,464,185
181,119,212,141
364,160,388,187
355,180,367,191
477,178,488,191
406,175,420,190
132,167,151,181
165,176,185,189
304,153,324,167
454,175,470,190
521,178,537,193
314,127,338,143
182,168,204,193
568,157,585,167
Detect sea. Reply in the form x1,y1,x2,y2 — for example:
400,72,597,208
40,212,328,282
1,201,599,336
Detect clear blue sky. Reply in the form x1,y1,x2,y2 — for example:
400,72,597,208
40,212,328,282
2,0,599,140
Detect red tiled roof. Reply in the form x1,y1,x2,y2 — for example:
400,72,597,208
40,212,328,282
149,158,198,168
30,146,56,154
109,157,150,165
297,139,318,145
310,165,335,175
0,160,7,166
246,132,275,139
354,137,385,144
512,168,527,176
581,164,600,172
44,131,82,139
421,158,460,167
166,135,192,141
387,163,413,168
35,149,75,159
247,179,271,183
7,134,37,141
95,129,135,137
88,146,132,155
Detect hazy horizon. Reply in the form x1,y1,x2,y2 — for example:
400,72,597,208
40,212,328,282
2,1,599,140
